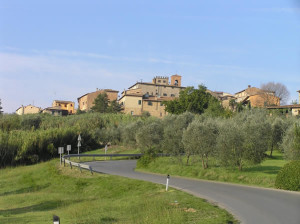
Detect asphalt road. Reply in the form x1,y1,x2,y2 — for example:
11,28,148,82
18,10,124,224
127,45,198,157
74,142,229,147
85,160,300,224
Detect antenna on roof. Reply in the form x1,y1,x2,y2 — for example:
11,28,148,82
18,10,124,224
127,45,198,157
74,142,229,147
140,79,143,83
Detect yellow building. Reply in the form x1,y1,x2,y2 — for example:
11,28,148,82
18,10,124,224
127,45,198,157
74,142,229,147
77,89,118,111
119,74,184,117
16,105,41,115
52,100,75,114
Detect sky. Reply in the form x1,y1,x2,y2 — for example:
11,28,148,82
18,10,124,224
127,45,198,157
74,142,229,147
0,0,299,113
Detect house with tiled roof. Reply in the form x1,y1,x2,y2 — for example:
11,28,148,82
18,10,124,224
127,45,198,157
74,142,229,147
52,100,75,114
77,89,118,111
16,105,41,115
119,74,184,117
267,90,300,116
235,85,280,107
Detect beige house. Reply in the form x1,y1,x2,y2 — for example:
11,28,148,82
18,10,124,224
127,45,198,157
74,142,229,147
235,85,280,107
16,105,41,115
52,100,75,114
207,90,236,108
77,89,118,111
119,75,184,117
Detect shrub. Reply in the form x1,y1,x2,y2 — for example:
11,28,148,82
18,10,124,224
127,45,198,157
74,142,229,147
136,152,157,168
275,160,300,191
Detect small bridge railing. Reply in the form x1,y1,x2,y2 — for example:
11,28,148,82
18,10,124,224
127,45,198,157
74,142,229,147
62,154,144,174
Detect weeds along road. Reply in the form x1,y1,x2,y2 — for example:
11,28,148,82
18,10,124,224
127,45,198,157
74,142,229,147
85,160,300,224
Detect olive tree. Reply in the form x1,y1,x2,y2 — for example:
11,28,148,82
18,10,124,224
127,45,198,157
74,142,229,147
217,109,270,170
136,120,163,153
162,112,194,156
182,118,218,168
267,117,286,156
217,119,244,170
281,122,300,160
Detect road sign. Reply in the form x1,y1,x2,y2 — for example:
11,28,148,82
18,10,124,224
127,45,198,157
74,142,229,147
78,134,81,141
77,142,81,147
58,147,64,154
58,147,64,165
67,145,71,151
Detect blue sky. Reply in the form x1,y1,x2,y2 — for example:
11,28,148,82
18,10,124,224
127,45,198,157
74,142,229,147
0,0,299,113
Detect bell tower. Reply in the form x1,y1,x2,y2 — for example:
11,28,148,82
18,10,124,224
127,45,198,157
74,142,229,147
170,74,181,87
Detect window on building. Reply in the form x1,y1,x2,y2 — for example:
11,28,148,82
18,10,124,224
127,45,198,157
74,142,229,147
148,101,152,106
160,112,162,117
163,93,167,96
131,111,134,115
83,102,84,105
71,104,72,107
59,104,61,106
65,104,67,107
160,102,163,106
138,100,141,105
163,80,166,83
158,80,161,83
171,94,175,97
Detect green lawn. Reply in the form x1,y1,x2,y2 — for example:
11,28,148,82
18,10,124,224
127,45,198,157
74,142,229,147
0,160,237,224
137,151,288,188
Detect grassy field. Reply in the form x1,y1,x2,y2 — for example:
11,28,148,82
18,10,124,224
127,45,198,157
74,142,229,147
0,159,237,224
137,151,288,189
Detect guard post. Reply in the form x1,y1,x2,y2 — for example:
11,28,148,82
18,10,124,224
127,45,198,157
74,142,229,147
166,174,170,191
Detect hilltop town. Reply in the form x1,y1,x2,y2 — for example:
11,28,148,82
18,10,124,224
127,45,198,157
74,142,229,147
15,74,300,117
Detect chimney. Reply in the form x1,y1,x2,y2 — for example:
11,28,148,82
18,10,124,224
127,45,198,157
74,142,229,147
248,85,251,88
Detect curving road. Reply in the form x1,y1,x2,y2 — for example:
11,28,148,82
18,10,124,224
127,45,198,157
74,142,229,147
85,160,300,224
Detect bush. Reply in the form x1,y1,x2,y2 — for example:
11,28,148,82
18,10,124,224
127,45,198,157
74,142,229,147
275,160,300,191
136,153,157,168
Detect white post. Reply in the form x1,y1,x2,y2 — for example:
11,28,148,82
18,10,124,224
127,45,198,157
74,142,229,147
58,147,64,166
77,134,81,160
60,152,62,165
105,144,107,160
166,174,170,191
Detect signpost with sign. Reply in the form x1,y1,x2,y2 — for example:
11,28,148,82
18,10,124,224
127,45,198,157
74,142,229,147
67,145,71,155
58,147,64,165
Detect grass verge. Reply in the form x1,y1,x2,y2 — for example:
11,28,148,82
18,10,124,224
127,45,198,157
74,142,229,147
136,151,288,189
0,159,237,224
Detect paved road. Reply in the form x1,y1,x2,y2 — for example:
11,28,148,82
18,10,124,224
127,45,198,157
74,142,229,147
85,160,300,224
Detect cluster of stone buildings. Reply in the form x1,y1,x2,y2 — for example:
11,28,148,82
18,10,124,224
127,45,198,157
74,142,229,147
15,74,300,117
